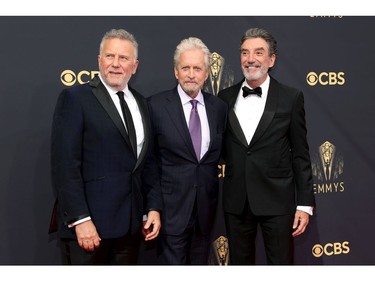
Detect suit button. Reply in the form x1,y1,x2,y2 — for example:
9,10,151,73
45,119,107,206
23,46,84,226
194,185,198,189
247,151,251,155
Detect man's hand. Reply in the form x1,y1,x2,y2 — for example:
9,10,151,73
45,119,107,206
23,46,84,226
292,210,309,237
142,210,161,241
75,220,101,251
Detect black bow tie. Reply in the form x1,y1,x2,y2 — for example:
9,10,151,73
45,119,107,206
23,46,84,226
242,86,262,97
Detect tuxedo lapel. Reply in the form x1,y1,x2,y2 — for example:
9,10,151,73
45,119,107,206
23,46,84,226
132,89,149,171
228,108,248,147
90,76,133,150
227,83,248,148
201,93,216,161
249,78,278,147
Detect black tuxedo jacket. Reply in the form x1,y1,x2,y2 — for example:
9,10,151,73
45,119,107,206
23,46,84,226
50,75,162,239
145,87,228,236
218,77,315,216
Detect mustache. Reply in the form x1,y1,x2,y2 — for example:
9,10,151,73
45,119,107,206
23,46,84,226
244,64,260,69
183,79,198,83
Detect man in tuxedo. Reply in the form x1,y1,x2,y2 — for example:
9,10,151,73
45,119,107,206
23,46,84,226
50,28,161,264
145,37,228,264
218,27,315,265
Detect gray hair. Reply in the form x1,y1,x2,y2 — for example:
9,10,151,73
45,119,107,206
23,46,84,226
99,28,138,59
174,37,211,70
240,27,278,57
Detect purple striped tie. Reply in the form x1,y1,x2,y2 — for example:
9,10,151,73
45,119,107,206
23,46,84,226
189,99,202,160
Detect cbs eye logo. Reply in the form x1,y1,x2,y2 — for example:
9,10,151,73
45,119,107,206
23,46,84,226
306,71,345,86
312,241,350,257
61,70,99,86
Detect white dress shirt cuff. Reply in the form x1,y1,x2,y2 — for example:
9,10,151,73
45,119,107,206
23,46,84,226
297,206,313,216
68,216,91,228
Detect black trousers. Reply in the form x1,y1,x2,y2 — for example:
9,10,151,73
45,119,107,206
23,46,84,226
224,201,294,265
156,201,211,265
61,232,141,265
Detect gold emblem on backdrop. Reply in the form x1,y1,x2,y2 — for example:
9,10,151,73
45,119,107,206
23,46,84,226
313,141,344,181
204,52,234,96
209,52,225,96
213,235,229,265
320,141,335,181
312,141,345,194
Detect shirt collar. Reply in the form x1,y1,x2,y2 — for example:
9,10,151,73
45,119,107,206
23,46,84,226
177,84,205,106
99,73,132,98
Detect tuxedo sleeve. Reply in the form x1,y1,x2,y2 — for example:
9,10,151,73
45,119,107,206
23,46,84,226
51,89,91,225
289,91,315,207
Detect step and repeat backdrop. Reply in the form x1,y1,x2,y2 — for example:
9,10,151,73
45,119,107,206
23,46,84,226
0,16,374,265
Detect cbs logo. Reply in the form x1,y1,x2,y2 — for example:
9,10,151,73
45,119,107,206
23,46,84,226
61,70,99,86
312,241,350,257
306,71,345,86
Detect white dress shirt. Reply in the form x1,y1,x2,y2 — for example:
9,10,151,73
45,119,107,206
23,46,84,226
234,76,270,145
